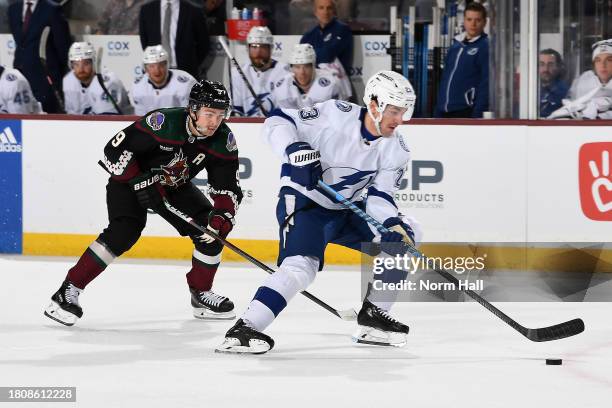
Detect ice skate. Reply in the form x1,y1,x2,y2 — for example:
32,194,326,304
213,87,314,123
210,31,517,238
353,300,409,347
44,280,83,326
215,319,275,354
190,289,235,320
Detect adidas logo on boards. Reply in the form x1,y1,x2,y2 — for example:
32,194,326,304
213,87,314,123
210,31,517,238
0,126,22,152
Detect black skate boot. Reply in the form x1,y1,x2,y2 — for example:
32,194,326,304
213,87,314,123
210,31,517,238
190,289,235,320
44,280,83,326
353,300,409,347
215,319,275,354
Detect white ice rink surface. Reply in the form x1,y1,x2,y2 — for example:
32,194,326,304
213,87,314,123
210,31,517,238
1,256,611,408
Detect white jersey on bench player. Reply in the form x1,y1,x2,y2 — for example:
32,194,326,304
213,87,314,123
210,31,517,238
131,45,196,116
231,26,289,117
63,42,131,115
271,43,346,109
0,64,42,113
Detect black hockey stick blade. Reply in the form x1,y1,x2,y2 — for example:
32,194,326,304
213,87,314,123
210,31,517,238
524,318,585,342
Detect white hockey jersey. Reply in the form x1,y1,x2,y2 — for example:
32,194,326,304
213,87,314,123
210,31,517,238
131,69,196,116
262,99,411,227
548,70,612,119
271,69,346,110
0,65,42,114
63,70,132,115
231,60,290,117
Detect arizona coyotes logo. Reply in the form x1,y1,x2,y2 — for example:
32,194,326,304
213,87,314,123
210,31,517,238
158,151,189,187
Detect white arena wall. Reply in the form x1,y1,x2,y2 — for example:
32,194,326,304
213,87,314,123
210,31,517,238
1,116,610,268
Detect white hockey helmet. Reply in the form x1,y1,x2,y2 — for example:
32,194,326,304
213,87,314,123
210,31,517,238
247,26,273,46
592,38,612,60
143,45,169,65
289,43,316,66
68,42,95,66
363,70,416,129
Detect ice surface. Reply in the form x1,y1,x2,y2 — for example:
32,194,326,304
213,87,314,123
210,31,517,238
1,256,610,408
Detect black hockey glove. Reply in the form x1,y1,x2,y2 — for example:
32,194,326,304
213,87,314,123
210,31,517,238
129,172,167,212
285,142,322,190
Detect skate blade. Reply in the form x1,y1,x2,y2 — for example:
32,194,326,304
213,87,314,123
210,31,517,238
214,338,271,355
193,308,236,320
352,326,407,347
43,301,78,326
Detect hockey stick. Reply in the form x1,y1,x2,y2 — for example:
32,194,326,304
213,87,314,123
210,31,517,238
218,37,268,117
162,198,357,321
317,181,585,342
39,26,65,113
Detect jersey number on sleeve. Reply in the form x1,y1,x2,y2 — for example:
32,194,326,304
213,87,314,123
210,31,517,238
111,131,126,147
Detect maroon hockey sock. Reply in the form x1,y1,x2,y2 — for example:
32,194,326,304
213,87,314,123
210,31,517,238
186,249,221,291
66,240,116,289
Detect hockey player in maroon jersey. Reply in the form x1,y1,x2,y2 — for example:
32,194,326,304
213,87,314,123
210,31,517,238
44,80,243,326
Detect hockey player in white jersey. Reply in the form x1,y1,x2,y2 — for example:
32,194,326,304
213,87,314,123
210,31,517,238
217,71,421,354
131,45,196,116
63,42,132,115
231,26,289,117
0,64,43,114
548,39,612,119
271,43,346,110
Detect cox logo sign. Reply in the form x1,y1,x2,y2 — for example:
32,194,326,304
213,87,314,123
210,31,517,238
133,65,144,77
364,41,389,56
107,41,130,50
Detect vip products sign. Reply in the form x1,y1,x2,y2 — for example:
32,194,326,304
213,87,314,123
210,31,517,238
0,120,23,253
579,142,612,221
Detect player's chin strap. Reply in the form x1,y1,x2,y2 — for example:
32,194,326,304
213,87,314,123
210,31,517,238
185,111,209,139
317,180,585,343
366,105,384,136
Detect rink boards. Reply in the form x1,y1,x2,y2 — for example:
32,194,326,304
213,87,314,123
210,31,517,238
0,117,611,267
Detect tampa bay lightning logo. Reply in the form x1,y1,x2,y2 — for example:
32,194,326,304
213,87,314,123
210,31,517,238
467,47,478,56
321,167,376,201
177,75,189,83
6,73,17,81
246,92,273,116
335,100,352,112
298,106,319,121
318,77,330,87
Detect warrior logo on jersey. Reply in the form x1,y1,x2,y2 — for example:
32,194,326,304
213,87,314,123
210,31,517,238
157,151,189,187
335,100,352,112
298,106,320,121
318,77,330,87
146,111,165,130
226,132,237,152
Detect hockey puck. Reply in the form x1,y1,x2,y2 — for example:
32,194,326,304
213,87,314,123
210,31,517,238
546,359,562,365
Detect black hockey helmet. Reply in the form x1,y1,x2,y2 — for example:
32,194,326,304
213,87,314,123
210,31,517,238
188,80,232,119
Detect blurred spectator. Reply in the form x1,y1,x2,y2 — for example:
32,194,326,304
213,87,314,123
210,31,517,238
539,49,569,118
549,39,612,119
139,0,210,79
434,2,489,118
63,42,132,115
97,0,147,35
271,43,345,109
8,0,71,113
0,63,43,113
204,0,226,36
231,26,290,117
300,0,353,75
131,45,196,116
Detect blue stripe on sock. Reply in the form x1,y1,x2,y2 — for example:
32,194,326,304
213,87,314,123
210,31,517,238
253,286,288,317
